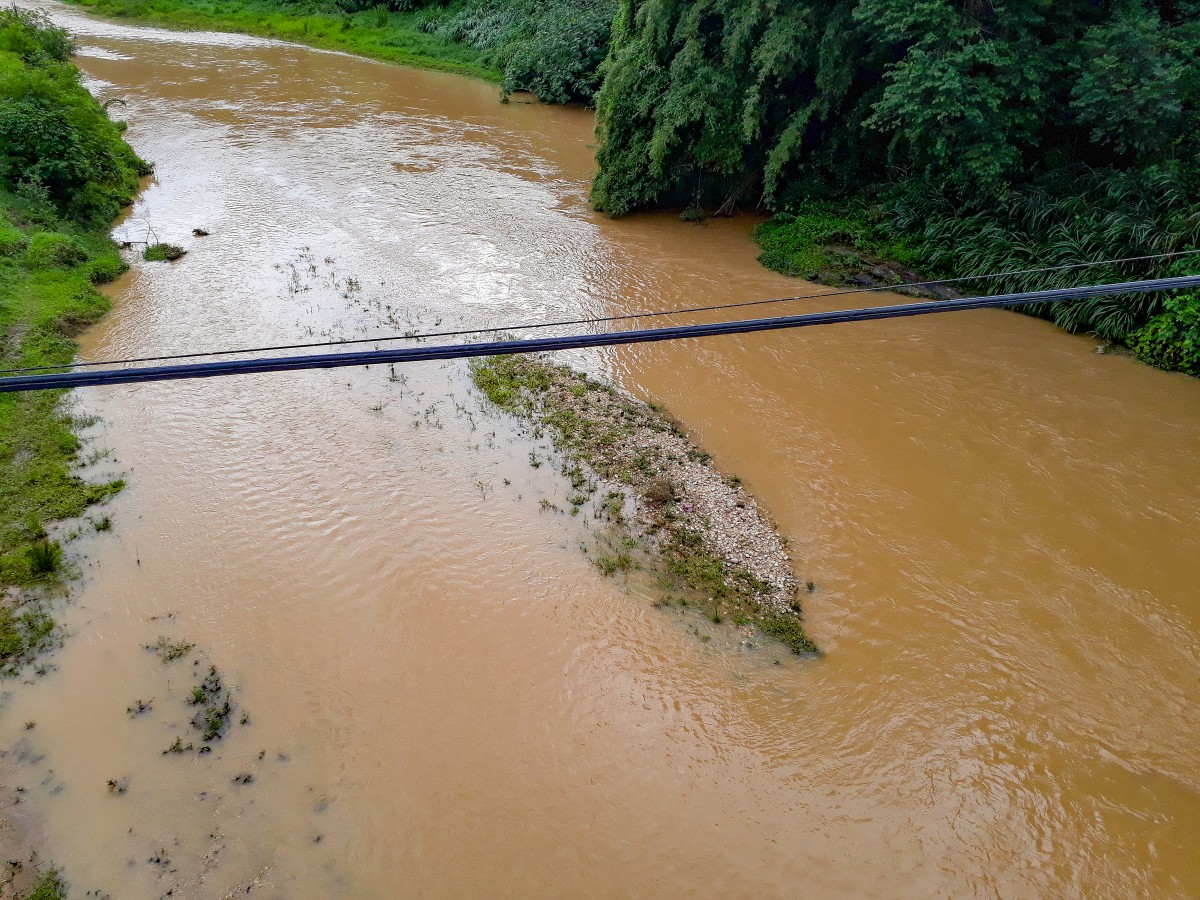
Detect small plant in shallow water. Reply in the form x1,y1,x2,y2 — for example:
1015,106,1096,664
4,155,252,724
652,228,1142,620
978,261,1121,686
145,636,193,662
595,552,634,576
163,736,193,754
188,665,234,742
27,868,67,900
143,242,185,261
25,540,62,576
0,604,58,676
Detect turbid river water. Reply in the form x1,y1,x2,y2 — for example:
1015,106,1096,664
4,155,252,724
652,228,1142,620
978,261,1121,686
4,3,1200,896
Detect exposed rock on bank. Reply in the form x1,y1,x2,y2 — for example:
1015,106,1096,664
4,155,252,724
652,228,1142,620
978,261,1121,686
470,355,817,655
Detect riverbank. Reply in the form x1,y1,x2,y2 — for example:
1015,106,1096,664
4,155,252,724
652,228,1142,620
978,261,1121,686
753,202,1200,376
471,355,818,655
63,0,500,81
0,9,141,673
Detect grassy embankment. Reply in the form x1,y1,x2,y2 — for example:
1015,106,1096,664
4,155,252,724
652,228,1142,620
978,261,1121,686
471,355,817,655
753,202,1200,376
63,0,617,105
64,0,501,81
1,8,146,677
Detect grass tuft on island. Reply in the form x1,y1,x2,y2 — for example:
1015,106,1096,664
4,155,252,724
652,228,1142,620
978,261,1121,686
471,354,817,655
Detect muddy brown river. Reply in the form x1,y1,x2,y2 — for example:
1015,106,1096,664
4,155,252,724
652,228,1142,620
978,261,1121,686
5,3,1200,896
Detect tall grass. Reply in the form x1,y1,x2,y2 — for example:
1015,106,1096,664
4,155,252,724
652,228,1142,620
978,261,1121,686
886,168,1200,340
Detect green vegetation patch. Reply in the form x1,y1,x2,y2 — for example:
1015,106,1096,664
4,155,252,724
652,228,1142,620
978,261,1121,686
145,635,194,662
0,8,141,672
1130,293,1200,376
143,242,185,261
26,869,68,900
0,598,59,677
188,665,234,742
0,193,128,595
754,203,921,284
471,355,817,655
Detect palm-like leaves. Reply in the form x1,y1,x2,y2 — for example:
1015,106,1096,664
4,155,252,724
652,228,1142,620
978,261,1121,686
885,167,1200,339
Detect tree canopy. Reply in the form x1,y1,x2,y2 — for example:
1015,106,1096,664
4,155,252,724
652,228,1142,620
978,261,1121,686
592,0,1200,216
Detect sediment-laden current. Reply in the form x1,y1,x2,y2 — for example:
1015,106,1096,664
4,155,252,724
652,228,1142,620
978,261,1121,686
3,2,1200,896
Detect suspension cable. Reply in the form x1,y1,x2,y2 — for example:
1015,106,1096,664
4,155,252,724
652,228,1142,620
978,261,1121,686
1,247,1197,377
1,276,1195,394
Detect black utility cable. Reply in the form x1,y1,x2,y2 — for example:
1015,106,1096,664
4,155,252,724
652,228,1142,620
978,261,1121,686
1,248,1198,377
2,276,1197,394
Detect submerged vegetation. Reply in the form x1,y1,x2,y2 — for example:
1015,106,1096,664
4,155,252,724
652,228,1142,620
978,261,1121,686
0,7,141,668
188,664,235,744
25,869,67,900
143,242,185,262
472,355,817,655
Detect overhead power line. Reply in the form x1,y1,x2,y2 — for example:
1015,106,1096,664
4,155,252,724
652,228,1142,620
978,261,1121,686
1,247,1198,377
1,276,1196,394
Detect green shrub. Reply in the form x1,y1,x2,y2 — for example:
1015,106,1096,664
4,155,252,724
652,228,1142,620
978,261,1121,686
0,7,74,64
0,8,148,222
144,242,185,261
433,0,614,104
25,231,87,268
1130,294,1200,376
85,248,128,283
754,203,921,279
26,539,63,576
498,2,612,103
0,219,26,256
28,868,68,900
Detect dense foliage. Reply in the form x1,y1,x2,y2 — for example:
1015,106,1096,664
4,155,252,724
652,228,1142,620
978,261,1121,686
591,0,1200,369
1,8,130,608
0,7,149,223
417,0,615,103
594,0,1200,215
1130,293,1200,374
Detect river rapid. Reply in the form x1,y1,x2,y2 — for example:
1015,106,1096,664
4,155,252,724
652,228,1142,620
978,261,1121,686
4,3,1200,896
